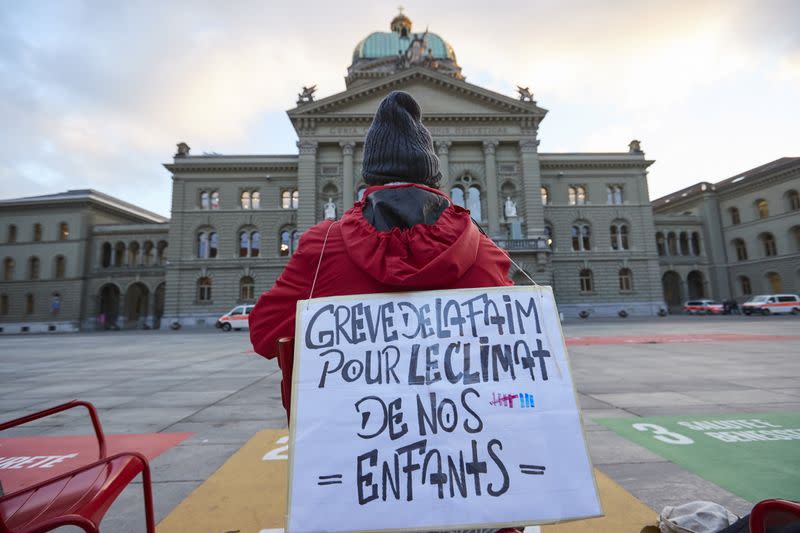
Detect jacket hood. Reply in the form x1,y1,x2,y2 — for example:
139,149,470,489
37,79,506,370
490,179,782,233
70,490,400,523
339,184,481,288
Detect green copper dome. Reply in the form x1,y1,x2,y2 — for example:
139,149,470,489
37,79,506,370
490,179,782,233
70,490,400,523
353,31,456,61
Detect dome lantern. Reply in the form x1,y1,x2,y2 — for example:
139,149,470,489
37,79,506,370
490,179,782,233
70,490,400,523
390,8,412,37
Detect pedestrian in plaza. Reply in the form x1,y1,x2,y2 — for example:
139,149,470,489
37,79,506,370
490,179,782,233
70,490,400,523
249,89,518,533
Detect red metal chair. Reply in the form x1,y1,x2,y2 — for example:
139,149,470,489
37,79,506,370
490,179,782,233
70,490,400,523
277,336,295,422
750,499,800,533
0,400,155,533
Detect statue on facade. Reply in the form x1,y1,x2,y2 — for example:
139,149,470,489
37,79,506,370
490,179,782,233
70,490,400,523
504,196,518,218
297,85,317,105
175,142,190,157
628,139,642,153
324,198,337,220
517,86,535,102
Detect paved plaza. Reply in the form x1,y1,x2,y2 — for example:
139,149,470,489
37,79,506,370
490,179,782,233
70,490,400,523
1,315,799,531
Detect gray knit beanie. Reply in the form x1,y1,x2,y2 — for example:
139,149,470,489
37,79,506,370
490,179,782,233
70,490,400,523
361,91,441,188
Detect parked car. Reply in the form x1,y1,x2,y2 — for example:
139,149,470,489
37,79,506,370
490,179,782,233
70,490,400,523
215,304,255,331
683,300,724,315
742,294,800,315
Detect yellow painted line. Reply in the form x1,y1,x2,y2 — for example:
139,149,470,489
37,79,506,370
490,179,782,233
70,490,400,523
159,429,656,533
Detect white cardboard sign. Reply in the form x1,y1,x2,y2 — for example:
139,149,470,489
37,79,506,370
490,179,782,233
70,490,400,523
287,286,602,533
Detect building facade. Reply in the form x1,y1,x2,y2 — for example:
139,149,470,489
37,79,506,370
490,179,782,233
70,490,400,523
1,13,797,333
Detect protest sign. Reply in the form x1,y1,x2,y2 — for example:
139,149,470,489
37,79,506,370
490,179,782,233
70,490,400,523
286,286,601,533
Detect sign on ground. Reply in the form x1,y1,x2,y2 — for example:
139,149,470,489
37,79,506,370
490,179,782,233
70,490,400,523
598,412,800,503
287,286,601,533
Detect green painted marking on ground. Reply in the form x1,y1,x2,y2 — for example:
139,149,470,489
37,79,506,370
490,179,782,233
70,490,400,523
597,412,800,503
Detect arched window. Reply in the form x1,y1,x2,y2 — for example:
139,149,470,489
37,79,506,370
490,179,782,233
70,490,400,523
0,294,7,315
679,232,690,255
280,228,298,257
607,185,623,205
128,241,140,266
200,191,210,210
656,232,666,256
33,223,42,242
787,190,800,212
766,272,782,293
157,241,168,265
7,225,16,243
28,256,40,280
114,242,125,266
25,293,34,315
568,185,587,205
467,186,482,221
667,232,678,256
760,233,777,256
251,191,261,209
292,190,299,209
579,269,594,292
792,226,800,251
210,191,220,210
610,223,630,250
540,186,549,205
241,191,251,209
143,241,154,266
197,230,218,259
3,257,14,281
729,207,740,225
240,276,255,301
739,276,752,296
239,231,250,257
733,239,748,261
239,229,261,258
571,223,591,251
282,189,299,209
691,232,701,256
619,268,633,291
54,256,66,280
755,199,769,219
197,277,212,302
59,222,69,240
101,242,112,267
450,187,465,208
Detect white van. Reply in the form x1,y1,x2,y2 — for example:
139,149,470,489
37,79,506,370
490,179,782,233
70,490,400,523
216,304,255,331
742,294,800,315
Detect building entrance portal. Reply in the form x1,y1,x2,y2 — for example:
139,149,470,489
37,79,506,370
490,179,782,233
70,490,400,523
98,284,121,329
687,270,706,299
662,271,682,312
125,282,150,329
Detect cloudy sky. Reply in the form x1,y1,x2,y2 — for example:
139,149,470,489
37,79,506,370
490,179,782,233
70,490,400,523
2,0,798,216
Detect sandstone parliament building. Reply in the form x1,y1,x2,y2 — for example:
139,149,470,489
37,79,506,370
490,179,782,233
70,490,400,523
1,13,799,334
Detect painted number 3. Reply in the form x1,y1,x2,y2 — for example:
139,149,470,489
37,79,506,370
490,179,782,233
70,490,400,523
632,423,694,445
262,435,289,461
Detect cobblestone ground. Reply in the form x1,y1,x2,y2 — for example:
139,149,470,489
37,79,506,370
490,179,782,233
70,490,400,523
1,314,798,531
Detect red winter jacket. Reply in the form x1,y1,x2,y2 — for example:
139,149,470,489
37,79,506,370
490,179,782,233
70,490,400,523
249,183,512,413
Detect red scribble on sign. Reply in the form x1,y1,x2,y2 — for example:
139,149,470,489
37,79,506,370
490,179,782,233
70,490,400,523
489,393,517,408
0,432,191,494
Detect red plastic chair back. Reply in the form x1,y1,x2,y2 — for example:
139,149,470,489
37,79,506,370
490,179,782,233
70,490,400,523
0,401,155,533
749,499,800,533
277,337,295,421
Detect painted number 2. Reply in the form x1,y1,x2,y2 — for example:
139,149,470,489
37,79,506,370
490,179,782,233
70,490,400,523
262,435,289,461
632,423,694,445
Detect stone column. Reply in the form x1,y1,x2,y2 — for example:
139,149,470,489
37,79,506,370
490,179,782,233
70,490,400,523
340,141,355,209
435,140,451,193
296,140,318,232
483,140,500,237
520,138,545,237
